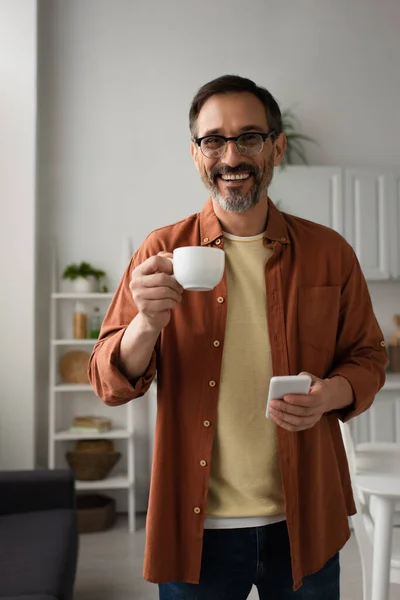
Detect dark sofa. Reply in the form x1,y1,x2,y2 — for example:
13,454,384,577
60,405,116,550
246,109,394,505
0,469,79,600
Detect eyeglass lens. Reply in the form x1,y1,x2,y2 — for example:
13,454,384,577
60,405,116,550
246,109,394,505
201,133,264,158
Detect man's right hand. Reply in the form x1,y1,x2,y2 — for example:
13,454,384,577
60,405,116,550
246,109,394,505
129,252,184,332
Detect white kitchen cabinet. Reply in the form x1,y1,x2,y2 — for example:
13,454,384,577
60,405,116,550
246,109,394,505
270,166,400,280
390,169,400,279
269,166,344,234
344,168,396,280
353,375,400,444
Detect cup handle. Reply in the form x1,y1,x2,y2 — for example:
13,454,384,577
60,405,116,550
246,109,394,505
167,257,176,280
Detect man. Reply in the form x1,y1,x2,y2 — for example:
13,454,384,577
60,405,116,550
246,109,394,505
89,75,388,599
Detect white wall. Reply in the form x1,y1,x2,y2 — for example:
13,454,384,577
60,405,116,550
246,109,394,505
0,0,37,469
37,0,400,282
36,0,400,506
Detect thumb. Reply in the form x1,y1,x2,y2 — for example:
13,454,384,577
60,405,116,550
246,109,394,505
298,372,321,389
156,251,174,276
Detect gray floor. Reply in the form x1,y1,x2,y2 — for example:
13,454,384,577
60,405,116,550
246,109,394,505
74,515,400,600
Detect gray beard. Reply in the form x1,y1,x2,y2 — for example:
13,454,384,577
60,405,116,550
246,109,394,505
202,155,274,214
212,180,266,213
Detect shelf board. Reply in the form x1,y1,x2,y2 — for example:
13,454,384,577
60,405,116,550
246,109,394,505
382,373,400,391
75,475,132,491
52,293,114,300
55,429,132,441
52,339,97,345
53,384,93,392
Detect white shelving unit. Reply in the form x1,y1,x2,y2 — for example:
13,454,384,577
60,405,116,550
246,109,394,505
48,254,136,532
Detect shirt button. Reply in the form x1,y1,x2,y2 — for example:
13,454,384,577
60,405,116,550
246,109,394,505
209,380,216,388
194,507,201,514
380,341,386,347
281,237,287,242
217,296,224,304
215,238,221,246
200,460,207,467
203,420,211,427
203,237,209,243
213,340,220,347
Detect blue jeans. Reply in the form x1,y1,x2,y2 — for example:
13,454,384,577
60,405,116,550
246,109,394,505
159,520,340,599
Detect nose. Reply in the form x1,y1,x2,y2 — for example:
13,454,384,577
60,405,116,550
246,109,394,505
221,139,243,167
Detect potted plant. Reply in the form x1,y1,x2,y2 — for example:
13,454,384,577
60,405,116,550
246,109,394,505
280,108,317,168
62,262,106,293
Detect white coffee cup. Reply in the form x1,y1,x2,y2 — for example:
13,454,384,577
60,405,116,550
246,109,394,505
169,246,225,291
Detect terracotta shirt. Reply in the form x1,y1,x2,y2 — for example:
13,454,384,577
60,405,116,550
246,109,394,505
88,198,388,591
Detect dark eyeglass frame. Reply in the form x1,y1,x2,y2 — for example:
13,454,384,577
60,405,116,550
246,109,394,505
193,130,277,158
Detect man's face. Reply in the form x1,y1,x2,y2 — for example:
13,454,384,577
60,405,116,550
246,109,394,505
191,92,284,213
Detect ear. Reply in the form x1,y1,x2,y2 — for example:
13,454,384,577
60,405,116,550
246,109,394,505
273,133,287,167
190,140,201,172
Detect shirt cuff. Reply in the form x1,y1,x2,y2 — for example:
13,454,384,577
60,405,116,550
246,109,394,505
89,328,157,406
327,364,384,422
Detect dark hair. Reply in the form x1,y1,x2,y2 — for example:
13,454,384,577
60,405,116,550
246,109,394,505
189,74,282,138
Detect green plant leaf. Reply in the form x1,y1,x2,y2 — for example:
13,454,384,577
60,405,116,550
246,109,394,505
279,106,317,166
62,262,106,280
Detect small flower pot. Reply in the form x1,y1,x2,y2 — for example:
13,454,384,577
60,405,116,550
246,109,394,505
71,276,98,293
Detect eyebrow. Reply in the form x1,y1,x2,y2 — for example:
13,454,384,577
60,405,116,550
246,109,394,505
200,124,267,137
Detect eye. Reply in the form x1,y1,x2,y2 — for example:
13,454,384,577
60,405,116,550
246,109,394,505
202,136,225,150
239,133,262,147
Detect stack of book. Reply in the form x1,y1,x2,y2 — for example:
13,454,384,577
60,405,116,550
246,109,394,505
69,416,112,435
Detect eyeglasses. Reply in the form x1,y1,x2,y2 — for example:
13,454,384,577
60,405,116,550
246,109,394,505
194,131,276,159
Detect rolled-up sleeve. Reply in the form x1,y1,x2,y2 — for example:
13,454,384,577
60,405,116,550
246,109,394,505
88,255,157,406
328,243,388,421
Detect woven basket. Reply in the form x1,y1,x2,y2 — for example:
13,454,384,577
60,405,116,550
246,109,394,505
75,439,114,453
59,351,90,383
76,494,116,533
389,345,400,373
66,450,121,480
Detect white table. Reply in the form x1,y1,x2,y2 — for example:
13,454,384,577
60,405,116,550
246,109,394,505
356,473,400,600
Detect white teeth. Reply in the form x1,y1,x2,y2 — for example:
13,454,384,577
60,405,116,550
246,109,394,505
221,173,250,181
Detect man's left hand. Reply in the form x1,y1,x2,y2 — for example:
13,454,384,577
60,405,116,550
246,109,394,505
268,372,333,432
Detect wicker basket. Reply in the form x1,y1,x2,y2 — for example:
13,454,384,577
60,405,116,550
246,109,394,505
76,493,116,533
59,351,90,383
66,450,121,480
389,345,400,373
75,439,114,453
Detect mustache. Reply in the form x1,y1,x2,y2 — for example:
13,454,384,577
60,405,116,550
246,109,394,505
209,163,258,180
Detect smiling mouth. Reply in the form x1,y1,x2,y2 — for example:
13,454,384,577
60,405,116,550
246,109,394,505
219,173,252,183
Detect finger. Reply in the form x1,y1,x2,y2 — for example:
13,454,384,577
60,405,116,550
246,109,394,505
298,371,321,387
270,408,316,427
269,399,315,417
281,392,320,407
136,255,174,277
135,285,182,304
269,408,317,431
140,272,183,293
157,251,173,258
142,298,181,313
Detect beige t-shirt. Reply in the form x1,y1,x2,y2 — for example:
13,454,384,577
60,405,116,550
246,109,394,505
206,232,285,522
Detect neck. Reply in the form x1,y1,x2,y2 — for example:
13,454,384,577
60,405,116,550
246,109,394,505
212,196,269,237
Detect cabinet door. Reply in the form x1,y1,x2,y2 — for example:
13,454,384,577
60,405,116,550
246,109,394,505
269,166,343,234
390,170,400,279
345,168,394,280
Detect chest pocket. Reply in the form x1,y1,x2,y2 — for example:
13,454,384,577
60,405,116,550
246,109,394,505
298,286,341,352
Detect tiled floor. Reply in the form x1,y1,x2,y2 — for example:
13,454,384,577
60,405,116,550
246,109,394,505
74,515,400,599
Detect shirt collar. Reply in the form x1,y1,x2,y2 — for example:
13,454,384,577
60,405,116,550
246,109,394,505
199,197,290,246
